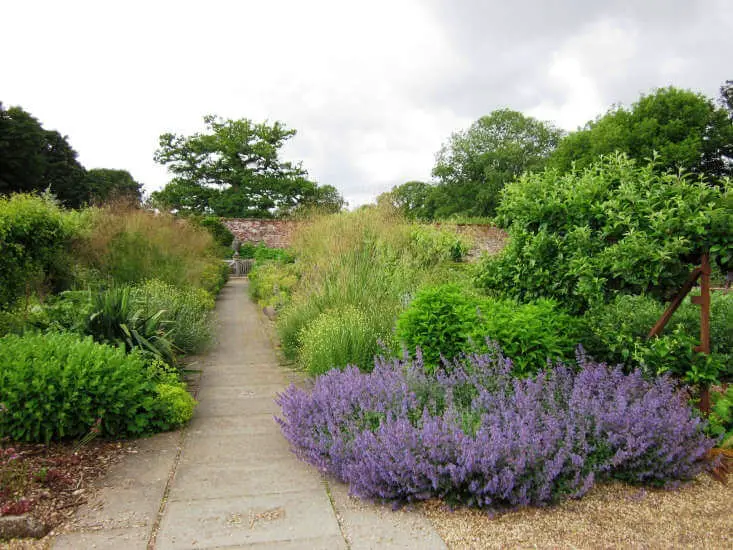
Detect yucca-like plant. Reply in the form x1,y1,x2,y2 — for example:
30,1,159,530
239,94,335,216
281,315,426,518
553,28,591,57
87,286,177,366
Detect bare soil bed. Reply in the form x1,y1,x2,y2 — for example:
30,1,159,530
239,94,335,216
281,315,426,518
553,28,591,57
1,440,128,548
423,474,733,549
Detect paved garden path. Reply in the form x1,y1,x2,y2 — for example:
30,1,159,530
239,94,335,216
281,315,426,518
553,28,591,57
53,278,446,549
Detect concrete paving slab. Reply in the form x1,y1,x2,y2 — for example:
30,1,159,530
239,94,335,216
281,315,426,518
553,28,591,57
178,433,291,466
98,449,176,489
53,527,150,550
69,485,164,530
187,413,282,437
195,395,282,417
207,534,348,549
196,384,284,401
168,461,324,501
328,481,448,550
200,363,284,376
155,491,342,550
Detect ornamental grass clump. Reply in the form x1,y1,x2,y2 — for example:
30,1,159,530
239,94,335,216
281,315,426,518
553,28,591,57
276,348,713,509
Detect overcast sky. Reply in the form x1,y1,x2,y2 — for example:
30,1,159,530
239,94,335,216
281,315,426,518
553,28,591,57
2,0,732,206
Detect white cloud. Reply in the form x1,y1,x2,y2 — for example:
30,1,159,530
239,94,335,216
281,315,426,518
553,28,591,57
528,19,639,130
1,1,731,207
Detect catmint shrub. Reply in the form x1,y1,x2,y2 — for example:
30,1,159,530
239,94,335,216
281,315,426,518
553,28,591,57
277,348,713,508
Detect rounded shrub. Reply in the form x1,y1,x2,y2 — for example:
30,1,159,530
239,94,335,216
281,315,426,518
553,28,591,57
396,284,479,369
476,298,582,376
0,332,193,442
481,155,729,312
397,284,581,375
0,194,73,308
151,384,197,430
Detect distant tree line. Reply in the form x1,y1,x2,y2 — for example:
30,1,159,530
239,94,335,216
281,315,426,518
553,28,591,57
380,84,733,220
0,103,142,207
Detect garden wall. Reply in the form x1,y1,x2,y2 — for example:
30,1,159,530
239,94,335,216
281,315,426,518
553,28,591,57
222,218,507,254
222,219,303,249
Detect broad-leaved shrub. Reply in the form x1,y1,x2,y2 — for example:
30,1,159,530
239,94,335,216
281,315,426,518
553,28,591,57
395,284,479,369
397,284,580,375
581,293,731,382
0,194,73,308
480,155,730,312
0,333,164,441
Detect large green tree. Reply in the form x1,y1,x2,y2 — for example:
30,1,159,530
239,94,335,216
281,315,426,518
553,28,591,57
0,103,88,207
377,181,437,220
85,168,142,204
721,80,733,115
549,87,733,181
152,116,342,217
431,109,562,218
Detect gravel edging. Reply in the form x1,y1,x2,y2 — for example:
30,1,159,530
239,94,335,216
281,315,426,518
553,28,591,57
422,475,733,549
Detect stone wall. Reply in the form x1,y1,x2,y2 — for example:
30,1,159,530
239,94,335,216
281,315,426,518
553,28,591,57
222,218,507,255
441,224,508,256
222,219,303,249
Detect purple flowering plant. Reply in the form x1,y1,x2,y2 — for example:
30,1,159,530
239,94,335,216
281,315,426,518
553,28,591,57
276,346,714,509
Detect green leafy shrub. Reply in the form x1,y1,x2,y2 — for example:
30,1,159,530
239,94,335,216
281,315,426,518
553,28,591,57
708,387,733,448
254,244,295,263
40,290,94,333
239,242,257,258
397,284,580,375
150,383,197,430
248,261,299,310
236,242,294,262
196,216,234,250
395,284,479,368
476,298,581,376
581,293,731,382
87,286,177,366
0,332,164,442
480,155,730,312
132,279,214,354
299,306,391,375
0,194,73,309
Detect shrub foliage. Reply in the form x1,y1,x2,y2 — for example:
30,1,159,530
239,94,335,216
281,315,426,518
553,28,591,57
396,284,580,375
0,194,72,308
479,154,730,312
0,332,194,442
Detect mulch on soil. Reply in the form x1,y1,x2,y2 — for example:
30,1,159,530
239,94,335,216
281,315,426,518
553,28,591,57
1,439,128,546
